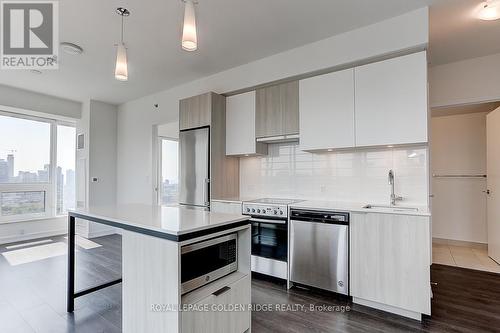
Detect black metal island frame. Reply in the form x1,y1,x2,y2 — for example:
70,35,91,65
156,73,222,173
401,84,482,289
65,205,250,313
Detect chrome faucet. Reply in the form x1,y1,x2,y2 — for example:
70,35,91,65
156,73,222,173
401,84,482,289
388,169,403,206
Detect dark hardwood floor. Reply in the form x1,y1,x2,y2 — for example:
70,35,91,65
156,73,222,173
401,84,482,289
0,234,499,333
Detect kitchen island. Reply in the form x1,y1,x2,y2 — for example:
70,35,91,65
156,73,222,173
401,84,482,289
67,204,251,333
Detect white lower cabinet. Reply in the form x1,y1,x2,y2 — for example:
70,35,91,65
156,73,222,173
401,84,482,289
182,274,251,333
350,212,431,319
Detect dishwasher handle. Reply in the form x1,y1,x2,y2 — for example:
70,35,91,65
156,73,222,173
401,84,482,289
290,209,349,225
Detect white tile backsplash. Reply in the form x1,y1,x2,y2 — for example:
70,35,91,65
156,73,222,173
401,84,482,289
239,143,429,206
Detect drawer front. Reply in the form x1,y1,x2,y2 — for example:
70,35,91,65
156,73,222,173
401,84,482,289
182,274,251,333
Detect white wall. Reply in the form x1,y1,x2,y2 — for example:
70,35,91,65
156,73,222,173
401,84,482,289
158,122,179,139
431,112,488,243
429,53,500,108
0,84,81,119
76,100,118,238
117,8,429,205
88,100,118,207
240,144,428,205
0,217,67,244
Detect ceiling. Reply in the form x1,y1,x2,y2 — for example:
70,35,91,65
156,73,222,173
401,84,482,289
429,0,500,66
0,0,498,105
432,101,500,117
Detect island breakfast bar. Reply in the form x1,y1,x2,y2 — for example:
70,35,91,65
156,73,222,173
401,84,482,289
67,204,251,333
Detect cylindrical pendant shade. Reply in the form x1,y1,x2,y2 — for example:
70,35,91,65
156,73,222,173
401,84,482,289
182,0,197,51
115,43,128,81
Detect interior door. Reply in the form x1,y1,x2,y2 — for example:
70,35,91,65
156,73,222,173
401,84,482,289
487,107,500,264
179,127,209,207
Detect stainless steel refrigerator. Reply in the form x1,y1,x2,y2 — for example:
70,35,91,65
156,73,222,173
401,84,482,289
179,127,210,209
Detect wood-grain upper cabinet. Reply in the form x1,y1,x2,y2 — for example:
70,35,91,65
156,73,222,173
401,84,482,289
255,81,299,138
350,212,431,316
179,93,212,130
354,51,428,147
226,91,267,156
299,69,355,151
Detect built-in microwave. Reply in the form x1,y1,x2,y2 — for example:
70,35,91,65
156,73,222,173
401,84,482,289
181,233,238,294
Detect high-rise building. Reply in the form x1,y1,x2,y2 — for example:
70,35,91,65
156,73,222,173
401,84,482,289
6,154,14,180
0,159,8,182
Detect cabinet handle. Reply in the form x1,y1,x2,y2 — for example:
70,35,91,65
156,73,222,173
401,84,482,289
212,286,231,297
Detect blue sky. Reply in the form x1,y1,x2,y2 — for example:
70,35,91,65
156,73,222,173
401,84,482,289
0,115,75,175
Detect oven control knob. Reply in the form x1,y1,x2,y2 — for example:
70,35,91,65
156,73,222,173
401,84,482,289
246,208,250,213
262,210,266,214
257,209,261,213
252,209,255,213
280,211,284,215
273,210,278,215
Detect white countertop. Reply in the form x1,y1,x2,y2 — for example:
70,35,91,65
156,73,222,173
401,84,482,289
290,201,430,217
69,204,250,238
211,197,255,204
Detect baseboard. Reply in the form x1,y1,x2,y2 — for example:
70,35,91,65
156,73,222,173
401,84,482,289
0,229,67,245
353,297,423,321
433,237,487,250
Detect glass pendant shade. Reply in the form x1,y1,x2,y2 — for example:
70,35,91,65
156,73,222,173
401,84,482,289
182,0,197,51
115,43,128,81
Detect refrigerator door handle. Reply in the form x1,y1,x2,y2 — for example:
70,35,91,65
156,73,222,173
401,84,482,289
204,178,210,206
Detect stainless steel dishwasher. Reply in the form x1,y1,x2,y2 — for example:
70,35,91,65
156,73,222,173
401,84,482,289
290,209,349,295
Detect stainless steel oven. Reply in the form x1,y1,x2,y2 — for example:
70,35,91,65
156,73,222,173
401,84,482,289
243,198,303,279
181,233,238,294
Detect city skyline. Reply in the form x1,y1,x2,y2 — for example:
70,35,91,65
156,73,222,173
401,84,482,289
0,153,76,215
0,115,75,175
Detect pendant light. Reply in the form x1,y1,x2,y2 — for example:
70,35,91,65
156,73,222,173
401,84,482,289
478,0,500,20
115,7,130,81
182,0,198,51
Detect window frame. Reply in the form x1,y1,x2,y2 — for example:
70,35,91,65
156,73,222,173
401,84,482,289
158,136,179,207
0,110,76,223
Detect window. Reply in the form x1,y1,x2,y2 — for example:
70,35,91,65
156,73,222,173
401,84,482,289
160,138,179,205
0,111,76,222
0,114,51,183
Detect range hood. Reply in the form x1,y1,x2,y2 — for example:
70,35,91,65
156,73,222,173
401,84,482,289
256,134,299,144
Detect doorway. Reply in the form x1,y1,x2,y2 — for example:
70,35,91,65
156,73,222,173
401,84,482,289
431,101,500,273
156,121,180,206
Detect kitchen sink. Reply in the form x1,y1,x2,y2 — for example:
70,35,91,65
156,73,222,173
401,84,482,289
362,204,419,212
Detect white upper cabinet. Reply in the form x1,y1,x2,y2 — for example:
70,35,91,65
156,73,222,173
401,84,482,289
299,69,355,151
226,91,267,156
354,51,428,147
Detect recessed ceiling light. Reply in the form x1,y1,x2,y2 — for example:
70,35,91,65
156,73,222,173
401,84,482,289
477,0,500,20
30,69,42,75
60,42,84,55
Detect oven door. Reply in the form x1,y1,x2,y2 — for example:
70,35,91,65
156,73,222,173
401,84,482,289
251,217,288,262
